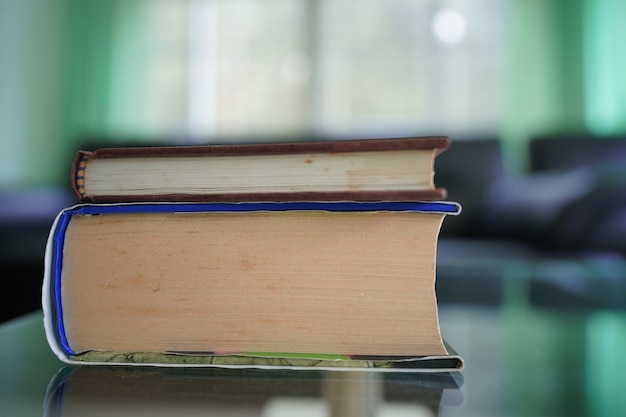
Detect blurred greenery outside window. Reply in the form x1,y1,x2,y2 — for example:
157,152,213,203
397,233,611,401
1,0,625,188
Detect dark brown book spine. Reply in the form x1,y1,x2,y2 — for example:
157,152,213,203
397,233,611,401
84,136,449,158
82,189,448,204
71,150,91,200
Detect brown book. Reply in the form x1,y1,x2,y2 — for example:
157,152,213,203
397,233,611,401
43,201,462,370
72,136,450,203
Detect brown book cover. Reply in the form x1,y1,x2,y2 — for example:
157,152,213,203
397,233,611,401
72,136,450,203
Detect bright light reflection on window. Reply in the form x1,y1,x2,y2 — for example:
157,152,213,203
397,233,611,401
431,7,467,45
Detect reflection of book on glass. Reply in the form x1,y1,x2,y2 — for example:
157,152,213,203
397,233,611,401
44,365,464,416
72,137,450,203
43,201,463,371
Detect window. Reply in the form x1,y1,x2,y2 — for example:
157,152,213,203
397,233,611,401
106,0,509,142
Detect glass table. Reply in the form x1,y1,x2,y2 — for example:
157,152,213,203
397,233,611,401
2,294,624,416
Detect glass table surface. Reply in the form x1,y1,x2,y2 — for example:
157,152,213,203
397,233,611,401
1,299,625,417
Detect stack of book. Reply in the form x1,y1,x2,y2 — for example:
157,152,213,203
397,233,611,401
43,136,463,372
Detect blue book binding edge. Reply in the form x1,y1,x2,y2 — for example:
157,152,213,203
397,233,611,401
49,201,461,356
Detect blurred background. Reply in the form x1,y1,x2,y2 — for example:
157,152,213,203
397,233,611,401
2,2,626,414
1,0,626,318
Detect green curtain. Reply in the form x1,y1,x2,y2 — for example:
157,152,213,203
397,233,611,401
62,0,151,178
62,0,116,145
0,0,149,188
583,0,626,135
501,0,586,171
0,0,68,188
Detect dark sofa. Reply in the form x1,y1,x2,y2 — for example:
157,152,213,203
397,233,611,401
436,133,626,310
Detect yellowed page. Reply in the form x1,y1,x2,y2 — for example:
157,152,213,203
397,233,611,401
61,210,446,356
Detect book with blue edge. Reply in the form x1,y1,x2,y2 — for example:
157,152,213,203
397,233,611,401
43,201,462,371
